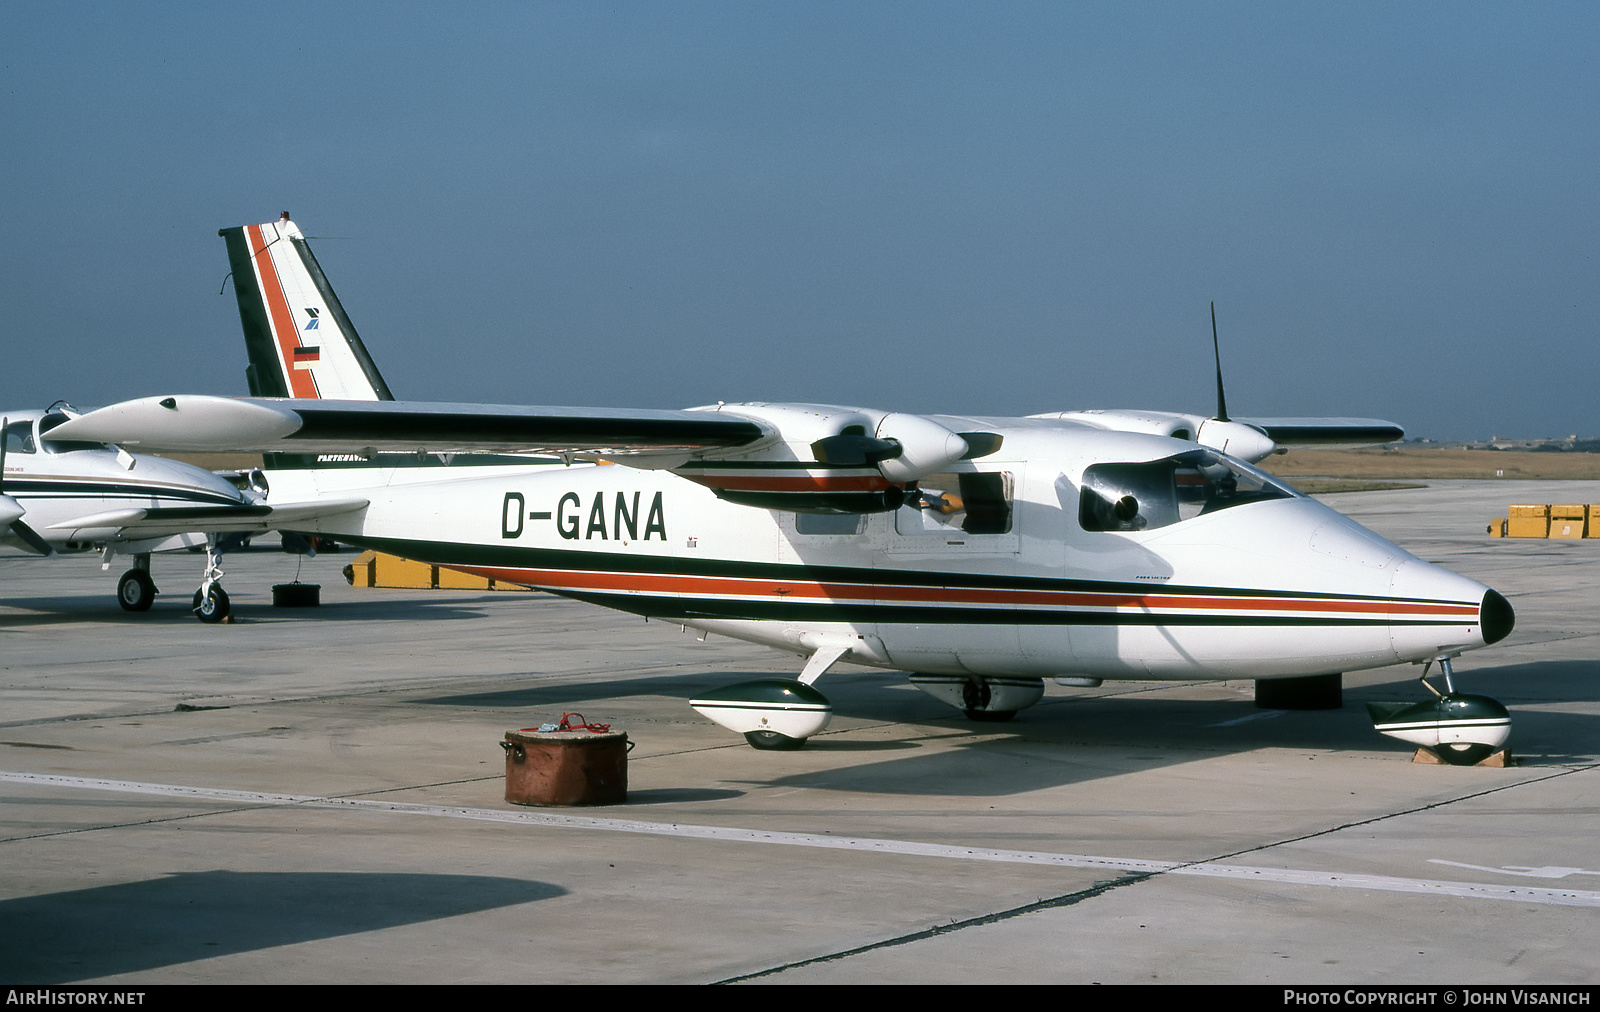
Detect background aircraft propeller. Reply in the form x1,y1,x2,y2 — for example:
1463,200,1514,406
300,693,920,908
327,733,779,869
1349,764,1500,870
0,416,56,556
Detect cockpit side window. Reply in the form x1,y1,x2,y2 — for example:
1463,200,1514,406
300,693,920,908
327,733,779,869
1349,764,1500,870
4,420,37,455
1079,449,1296,533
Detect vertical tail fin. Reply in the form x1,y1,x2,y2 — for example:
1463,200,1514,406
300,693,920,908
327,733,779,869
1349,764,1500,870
220,214,394,401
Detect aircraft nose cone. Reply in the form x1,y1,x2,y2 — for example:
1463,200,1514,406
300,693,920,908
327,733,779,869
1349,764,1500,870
1480,589,1515,645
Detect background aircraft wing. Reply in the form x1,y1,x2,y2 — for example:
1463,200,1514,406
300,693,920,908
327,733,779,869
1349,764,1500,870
49,396,769,459
1235,417,1405,447
44,497,370,539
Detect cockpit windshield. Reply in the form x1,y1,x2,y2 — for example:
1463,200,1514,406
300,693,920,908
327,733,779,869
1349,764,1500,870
1079,448,1298,532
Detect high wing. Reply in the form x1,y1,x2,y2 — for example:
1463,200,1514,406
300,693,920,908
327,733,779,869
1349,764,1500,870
49,396,980,516
1033,409,1402,462
1234,417,1406,447
50,395,769,460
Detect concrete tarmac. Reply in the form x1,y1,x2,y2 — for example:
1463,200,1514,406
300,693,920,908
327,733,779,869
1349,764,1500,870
1,480,1596,985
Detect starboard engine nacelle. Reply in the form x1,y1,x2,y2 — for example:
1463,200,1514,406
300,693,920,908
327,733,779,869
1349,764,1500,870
1195,418,1276,463
1035,410,1279,464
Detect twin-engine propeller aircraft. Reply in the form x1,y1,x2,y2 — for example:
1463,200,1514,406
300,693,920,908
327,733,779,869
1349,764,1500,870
49,215,1516,760
2,404,366,619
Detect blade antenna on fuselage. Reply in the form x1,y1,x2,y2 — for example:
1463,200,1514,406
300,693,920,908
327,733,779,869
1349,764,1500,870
1211,301,1230,423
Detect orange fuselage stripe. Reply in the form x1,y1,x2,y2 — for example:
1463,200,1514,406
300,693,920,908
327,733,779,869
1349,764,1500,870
446,565,1477,619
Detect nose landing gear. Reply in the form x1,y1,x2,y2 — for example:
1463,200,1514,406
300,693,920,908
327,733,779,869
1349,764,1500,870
1366,658,1511,766
190,534,237,624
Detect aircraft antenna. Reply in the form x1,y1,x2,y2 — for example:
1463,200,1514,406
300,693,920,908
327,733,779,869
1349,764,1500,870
1211,301,1230,422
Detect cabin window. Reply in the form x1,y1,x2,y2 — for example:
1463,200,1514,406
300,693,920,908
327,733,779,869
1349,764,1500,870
795,512,865,535
1079,449,1296,532
3,420,36,455
898,471,1013,535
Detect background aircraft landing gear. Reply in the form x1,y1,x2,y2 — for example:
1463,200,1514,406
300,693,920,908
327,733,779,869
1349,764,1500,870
189,533,245,624
116,560,156,613
192,585,231,624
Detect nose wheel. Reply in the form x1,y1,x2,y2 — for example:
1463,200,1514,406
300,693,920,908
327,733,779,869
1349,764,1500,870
190,535,233,624
192,585,231,624
743,730,808,750
1430,741,1498,767
1367,658,1511,766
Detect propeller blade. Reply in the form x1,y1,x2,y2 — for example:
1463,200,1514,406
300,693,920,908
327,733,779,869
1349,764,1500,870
7,516,55,557
2,416,56,556
1211,302,1230,423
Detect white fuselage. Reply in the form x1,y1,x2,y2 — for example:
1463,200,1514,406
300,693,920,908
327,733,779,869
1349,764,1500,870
262,418,1501,683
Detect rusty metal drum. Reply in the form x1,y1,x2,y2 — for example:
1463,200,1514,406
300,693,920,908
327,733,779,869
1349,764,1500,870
502,729,629,806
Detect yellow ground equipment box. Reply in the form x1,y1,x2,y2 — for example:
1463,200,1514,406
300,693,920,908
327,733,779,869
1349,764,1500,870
1506,504,1549,538
1549,505,1587,539
344,550,533,591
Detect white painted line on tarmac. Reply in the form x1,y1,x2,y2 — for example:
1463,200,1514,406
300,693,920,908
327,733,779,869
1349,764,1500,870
7,771,1599,909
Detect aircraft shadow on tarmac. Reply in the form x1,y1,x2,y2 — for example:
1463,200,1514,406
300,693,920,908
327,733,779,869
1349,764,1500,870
413,662,1598,798
0,594,496,626
0,870,565,983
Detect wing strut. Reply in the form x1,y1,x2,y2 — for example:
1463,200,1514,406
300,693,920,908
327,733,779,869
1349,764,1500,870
798,643,852,685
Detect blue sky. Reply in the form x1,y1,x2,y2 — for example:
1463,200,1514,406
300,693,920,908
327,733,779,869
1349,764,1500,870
4,2,1595,440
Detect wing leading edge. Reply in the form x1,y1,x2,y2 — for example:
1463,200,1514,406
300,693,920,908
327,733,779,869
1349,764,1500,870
50,396,770,459
1238,417,1405,447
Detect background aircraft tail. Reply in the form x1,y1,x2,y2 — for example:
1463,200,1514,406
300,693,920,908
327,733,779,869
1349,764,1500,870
220,214,394,402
